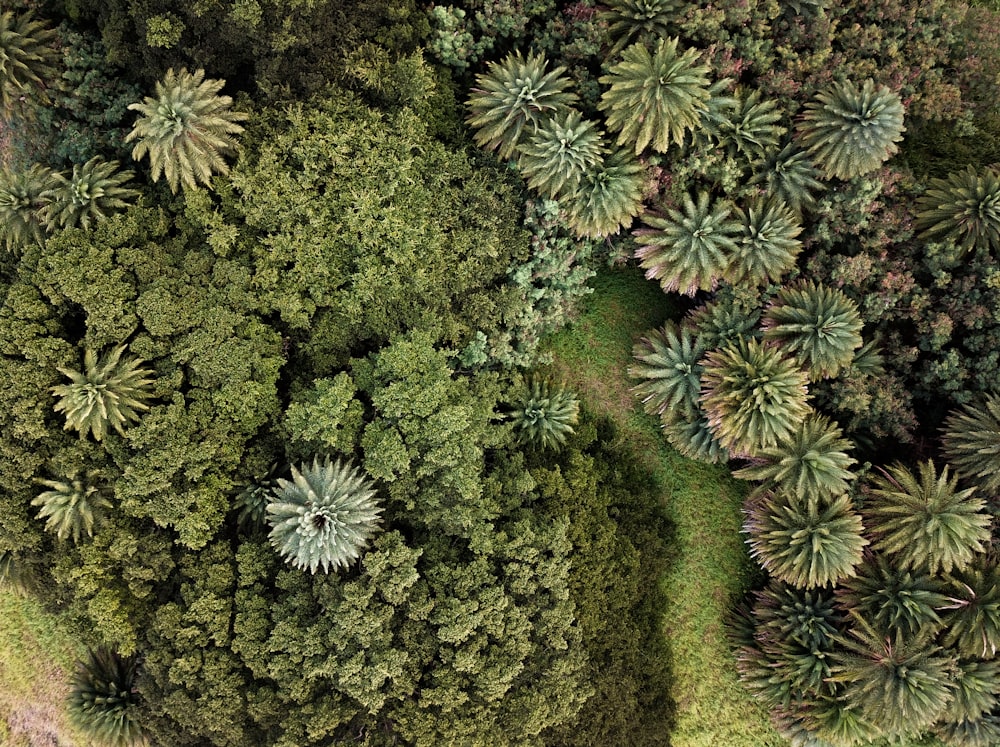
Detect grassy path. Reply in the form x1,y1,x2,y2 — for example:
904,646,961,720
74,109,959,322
544,266,786,747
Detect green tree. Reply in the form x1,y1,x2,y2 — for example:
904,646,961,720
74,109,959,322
600,0,682,56
233,463,281,531
598,37,711,154
941,659,1000,723
267,457,383,574
795,79,906,180
629,321,705,421
941,562,1000,660
125,67,247,193
563,148,646,238
50,345,155,442
634,190,742,295
0,10,59,114
730,198,803,286
712,87,786,161
685,288,762,350
516,109,605,199
749,143,825,217
934,716,1000,747
0,163,57,252
865,461,990,576
661,412,729,464
942,392,1000,496
510,378,580,450
465,50,577,159
69,647,146,747
916,166,1000,256
32,470,112,544
40,157,139,232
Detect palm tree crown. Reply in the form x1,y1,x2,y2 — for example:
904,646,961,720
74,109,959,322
126,67,248,193
629,321,706,421
600,0,682,56
795,79,905,180
916,166,1000,256
0,163,57,253
730,198,803,286
511,378,580,449
517,109,605,199
0,11,59,114
563,148,646,238
68,647,146,747
941,561,1000,660
32,470,113,543
749,142,825,217
712,88,786,161
942,392,1000,496
599,37,711,154
40,158,139,232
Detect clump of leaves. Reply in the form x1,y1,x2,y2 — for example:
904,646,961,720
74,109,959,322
916,166,1000,256
68,647,146,747
942,392,1000,497
511,378,580,449
32,470,112,543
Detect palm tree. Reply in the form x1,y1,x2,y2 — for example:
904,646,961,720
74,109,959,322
563,147,646,237
0,11,59,114
700,337,811,456
837,556,949,639
40,158,139,232
734,414,856,501
934,716,1000,747
599,0,682,56
802,696,884,747
267,456,383,574
865,461,990,576
598,37,711,154
634,190,741,296
749,142,825,217
942,392,1000,496
712,88,786,161
685,291,762,350
729,198,803,286
31,470,112,543
795,79,905,180
234,462,282,530
126,67,248,193
941,562,1000,660
941,659,1000,723
466,51,577,160
629,321,706,421
916,167,1000,256
762,281,864,381
50,345,156,442
516,109,605,199
0,163,57,252
511,378,580,449
662,411,729,464
744,490,867,588
69,647,146,747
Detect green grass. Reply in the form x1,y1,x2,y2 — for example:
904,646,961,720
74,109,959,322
0,588,89,747
544,265,786,747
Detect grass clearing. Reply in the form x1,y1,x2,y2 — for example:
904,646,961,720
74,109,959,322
544,265,785,747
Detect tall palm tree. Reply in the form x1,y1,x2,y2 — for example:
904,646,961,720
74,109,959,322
916,166,1000,256
629,321,706,421
634,190,741,296
0,163,57,252
762,281,864,381
729,198,803,286
801,695,883,747
795,79,905,180
0,10,59,114
516,109,605,199
598,37,711,154
40,158,139,232
685,291,762,350
749,142,825,217
662,411,729,464
941,561,1000,660
711,88,786,161
941,659,1000,723
126,67,248,193
599,0,682,56
32,470,113,543
69,647,146,747
511,378,580,449
267,456,383,574
942,392,1000,496
466,51,577,160
563,147,646,237
865,461,990,576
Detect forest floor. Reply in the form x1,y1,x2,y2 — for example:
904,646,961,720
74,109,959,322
543,265,786,747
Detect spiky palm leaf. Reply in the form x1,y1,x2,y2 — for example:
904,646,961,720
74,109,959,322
685,292,762,350
267,456,382,574
941,562,1000,660
795,79,905,180
511,378,580,449
68,647,146,747
0,550,39,596
837,556,949,639
466,51,578,160
734,414,856,500
713,88,786,160
234,462,282,529
730,198,803,286
916,167,1000,256
745,491,867,588
563,147,646,237
517,109,605,199
50,345,155,442
865,461,990,576
0,11,59,113
800,696,883,747
126,67,247,193
40,158,139,232
0,163,57,252
661,411,729,464
31,470,112,543
599,37,711,154
942,660,1000,723
762,282,864,381
600,0,683,56
943,393,1000,496
634,190,741,295
750,143,825,217
700,337,811,456
934,714,1000,747
629,321,706,421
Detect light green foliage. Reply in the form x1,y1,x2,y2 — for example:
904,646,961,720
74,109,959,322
916,166,1000,256
734,414,856,500
838,557,949,639
40,158,138,232
0,10,59,114
795,79,906,180
283,374,364,458
32,470,112,543
267,457,383,574
662,412,729,464
866,461,990,576
511,377,580,449
599,38,711,154
749,143,825,217
731,198,803,286
516,108,605,199
635,190,742,295
600,0,683,55
563,147,646,238
941,562,1000,659
942,659,1000,722
943,392,1000,496
465,50,577,159
762,282,864,381
712,88,786,161
700,337,811,456
744,491,867,588
126,67,247,193
68,647,146,747
0,163,57,253
51,345,155,442
629,321,705,420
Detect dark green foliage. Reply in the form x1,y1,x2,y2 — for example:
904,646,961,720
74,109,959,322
600,0,682,56
510,377,580,449
40,157,138,232
661,411,729,464
517,109,605,199
0,10,59,114
234,463,281,531
749,143,825,218
916,166,1000,256
942,659,1000,722
68,647,146,747
629,321,705,421
941,562,1000,659
943,392,1000,496
837,557,949,639
32,469,112,543
0,162,57,253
